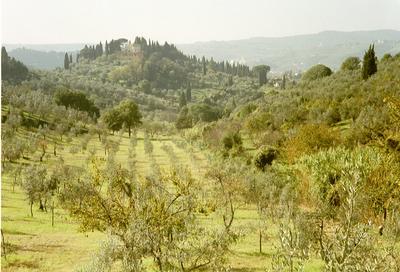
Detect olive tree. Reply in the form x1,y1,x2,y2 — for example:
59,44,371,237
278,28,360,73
62,160,235,271
341,56,361,71
302,147,400,270
21,165,47,217
206,159,248,231
117,100,142,137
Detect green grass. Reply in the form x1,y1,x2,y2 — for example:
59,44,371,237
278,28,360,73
1,130,323,271
1,173,104,272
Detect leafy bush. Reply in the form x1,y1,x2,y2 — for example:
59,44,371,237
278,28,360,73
254,146,278,171
302,64,332,81
284,124,341,163
55,88,100,118
300,147,382,212
222,132,242,150
341,56,361,71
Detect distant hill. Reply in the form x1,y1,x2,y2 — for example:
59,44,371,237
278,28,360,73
4,43,89,52
178,30,400,72
6,48,68,70
4,44,90,70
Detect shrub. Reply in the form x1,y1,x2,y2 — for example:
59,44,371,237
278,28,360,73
302,64,332,81
254,146,278,171
300,147,382,213
284,124,341,163
341,56,361,71
222,132,242,151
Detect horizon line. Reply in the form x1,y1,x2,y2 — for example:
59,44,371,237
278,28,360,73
2,28,399,47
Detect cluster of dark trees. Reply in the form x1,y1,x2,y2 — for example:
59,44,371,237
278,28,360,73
106,39,128,55
77,36,252,79
1,47,29,83
55,88,100,118
134,36,187,61
78,39,128,61
252,65,271,86
178,87,192,108
199,56,252,77
78,43,104,60
64,53,73,69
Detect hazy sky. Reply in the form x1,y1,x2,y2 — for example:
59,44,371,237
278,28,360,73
2,0,400,44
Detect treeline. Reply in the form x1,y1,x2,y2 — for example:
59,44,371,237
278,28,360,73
76,36,252,78
77,37,184,61
78,38,128,60
199,56,252,77
133,36,187,61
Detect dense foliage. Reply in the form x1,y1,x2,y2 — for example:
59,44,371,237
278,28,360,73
362,44,378,80
301,64,332,81
55,88,100,118
1,47,29,83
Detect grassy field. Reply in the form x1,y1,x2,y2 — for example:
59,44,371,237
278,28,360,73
1,130,323,271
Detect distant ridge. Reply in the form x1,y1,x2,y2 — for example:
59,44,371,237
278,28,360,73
177,30,400,72
3,43,91,52
3,44,91,70
4,30,400,71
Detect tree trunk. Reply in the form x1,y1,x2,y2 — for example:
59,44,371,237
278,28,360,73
51,201,54,227
12,176,16,192
128,126,131,137
40,150,45,162
380,207,388,236
156,256,163,271
1,229,6,260
30,201,33,217
259,230,262,253
39,199,44,211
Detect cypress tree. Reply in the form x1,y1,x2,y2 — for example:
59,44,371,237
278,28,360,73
99,42,103,56
228,75,233,86
69,54,73,63
362,44,377,80
202,56,206,75
179,92,187,108
64,53,70,69
186,83,192,102
1,47,9,73
281,74,286,90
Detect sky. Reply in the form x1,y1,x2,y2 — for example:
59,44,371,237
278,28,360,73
2,0,400,44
